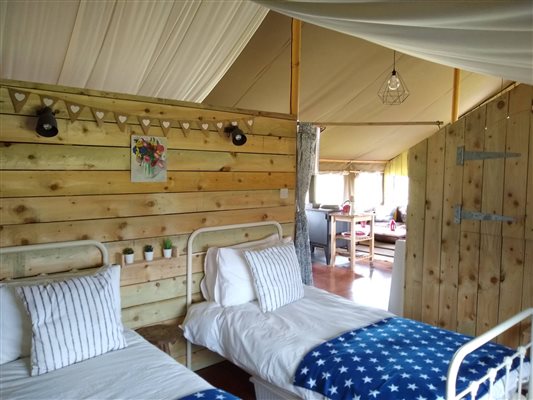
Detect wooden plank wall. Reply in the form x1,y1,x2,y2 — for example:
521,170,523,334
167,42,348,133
0,79,297,369
404,84,532,346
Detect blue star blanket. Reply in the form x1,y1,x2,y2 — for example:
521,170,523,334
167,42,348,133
178,389,241,400
293,317,522,400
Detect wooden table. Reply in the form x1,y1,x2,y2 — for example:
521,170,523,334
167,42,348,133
135,324,179,355
329,212,375,272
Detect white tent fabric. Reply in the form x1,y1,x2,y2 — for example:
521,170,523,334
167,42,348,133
253,0,533,85
0,0,268,102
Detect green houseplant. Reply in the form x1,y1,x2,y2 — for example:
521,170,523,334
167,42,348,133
143,244,154,261
123,247,134,264
162,238,173,259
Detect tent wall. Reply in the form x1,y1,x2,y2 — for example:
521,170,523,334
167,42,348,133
0,79,297,369
404,84,532,347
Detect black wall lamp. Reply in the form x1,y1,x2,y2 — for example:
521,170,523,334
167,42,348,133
224,125,247,146
35,107,58,137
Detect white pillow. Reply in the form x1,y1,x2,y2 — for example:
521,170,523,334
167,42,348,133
216,247,257,306
15,266,126,375
213,236,293,306
243,242,304,312
0,265,121,366
199,233,284,301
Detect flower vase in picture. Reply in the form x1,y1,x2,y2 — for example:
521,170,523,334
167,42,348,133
131,136,167,182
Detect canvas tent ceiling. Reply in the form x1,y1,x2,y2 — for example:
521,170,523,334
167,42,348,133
1,0,531,164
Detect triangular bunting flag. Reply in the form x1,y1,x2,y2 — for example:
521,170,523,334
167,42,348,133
215,121,225,134
115,113,129,132
65,101,84,122
160,120,172,136
40,95,59,109
138,116,152,135
243,117,254,133
8,88,30,113
180,121,191,136
199,121,210,136
91,108,107,128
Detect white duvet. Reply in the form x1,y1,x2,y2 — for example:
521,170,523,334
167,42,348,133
183,285,393,399
0,329,212,400
183,285,529,400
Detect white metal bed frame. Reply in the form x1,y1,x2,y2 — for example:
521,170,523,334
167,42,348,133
184,221,532,400
0,240,109,275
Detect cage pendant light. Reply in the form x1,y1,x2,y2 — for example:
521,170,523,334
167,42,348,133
378,51,409,105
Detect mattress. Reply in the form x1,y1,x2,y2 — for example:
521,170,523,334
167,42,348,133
183,286,527,400
0,329,212,400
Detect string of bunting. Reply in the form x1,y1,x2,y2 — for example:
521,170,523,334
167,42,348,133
7,87,255,136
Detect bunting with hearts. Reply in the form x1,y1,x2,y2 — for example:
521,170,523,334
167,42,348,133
40,95,59,110
91,109,107,128
160,120,172,136
115,113,129,132
179,121,191,136
199,121,210,135
65,102,84,122
5,86,255,138
138,116,153,135
8,88,30,113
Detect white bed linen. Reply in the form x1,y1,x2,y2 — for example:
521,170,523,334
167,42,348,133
183,286,528,400
0,329,212,400
184,285,392,399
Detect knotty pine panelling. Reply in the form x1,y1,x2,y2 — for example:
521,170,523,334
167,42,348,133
404,84,532,347
0,80,297,342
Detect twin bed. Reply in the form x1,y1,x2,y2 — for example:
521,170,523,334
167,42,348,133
182,221,532,400
0,240,237,400
1,224,531,400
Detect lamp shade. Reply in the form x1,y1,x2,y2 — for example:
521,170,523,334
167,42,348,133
35,107,58,137
231,128,247,146
224,125,247,146
377,51,409,105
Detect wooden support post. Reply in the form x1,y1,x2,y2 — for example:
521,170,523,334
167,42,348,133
290,18,301,117
451,68,461,122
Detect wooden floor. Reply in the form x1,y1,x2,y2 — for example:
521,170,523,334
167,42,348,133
195,248,393,399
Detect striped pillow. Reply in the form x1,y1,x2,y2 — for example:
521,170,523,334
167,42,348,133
15,267,127,376
243,242,304,312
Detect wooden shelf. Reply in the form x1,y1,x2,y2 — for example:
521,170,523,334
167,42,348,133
121,255,176,268
335,234,372,243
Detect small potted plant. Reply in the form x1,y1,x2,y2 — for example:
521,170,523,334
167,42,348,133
123,247,135,264
143,244,154,261
162,238,173,259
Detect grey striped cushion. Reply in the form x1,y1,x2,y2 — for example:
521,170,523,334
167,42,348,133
244,242,304,312
15,267,127,376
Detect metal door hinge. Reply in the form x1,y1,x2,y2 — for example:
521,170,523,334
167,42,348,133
454,205,515,224
456,146,520,165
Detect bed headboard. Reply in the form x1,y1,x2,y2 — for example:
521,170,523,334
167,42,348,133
0,240,109,280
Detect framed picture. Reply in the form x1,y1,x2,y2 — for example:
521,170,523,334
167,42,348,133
130,135,167,182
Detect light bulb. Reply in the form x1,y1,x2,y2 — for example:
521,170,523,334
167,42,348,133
387,72,400,91
43,123,53,131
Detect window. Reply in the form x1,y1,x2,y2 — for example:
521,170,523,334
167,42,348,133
353,172,383,211
313,174,344,206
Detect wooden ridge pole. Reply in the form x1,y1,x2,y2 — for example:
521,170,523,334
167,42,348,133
451,68,461,122
290,18,301,117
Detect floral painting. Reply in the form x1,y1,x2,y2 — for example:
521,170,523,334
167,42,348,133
131,135,167,182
